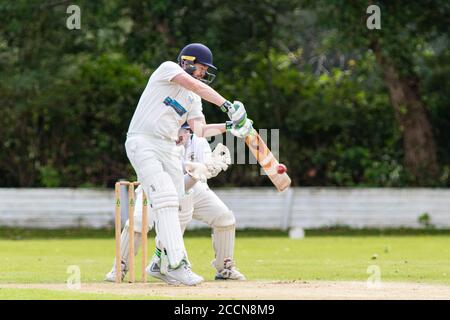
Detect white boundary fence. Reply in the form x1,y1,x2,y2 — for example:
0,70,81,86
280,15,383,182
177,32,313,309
0,188,449,229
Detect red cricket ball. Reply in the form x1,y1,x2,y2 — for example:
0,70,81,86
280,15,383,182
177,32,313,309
277,164,287,174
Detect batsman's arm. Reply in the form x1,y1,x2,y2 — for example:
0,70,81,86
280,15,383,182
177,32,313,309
172,73,226,107
187,117,226,138
172,72,248,126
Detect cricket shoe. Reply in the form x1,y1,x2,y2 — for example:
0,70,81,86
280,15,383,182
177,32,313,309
145,255,181,285
214,258,246,280
104,261,127,282
165,259,204,286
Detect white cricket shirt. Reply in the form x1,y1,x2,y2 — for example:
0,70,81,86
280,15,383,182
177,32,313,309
127,61,204,141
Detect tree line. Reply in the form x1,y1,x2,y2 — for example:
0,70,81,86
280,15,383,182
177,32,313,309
1,0,448,188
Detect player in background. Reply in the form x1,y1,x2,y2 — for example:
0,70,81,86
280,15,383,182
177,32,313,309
119,43,253,285
151,123,246,281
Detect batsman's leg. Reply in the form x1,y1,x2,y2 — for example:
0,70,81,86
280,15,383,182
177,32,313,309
147,172,202,286
145,190,196,285
126,136,202,286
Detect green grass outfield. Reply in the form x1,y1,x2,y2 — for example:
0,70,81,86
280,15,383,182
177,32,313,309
0,229,449,299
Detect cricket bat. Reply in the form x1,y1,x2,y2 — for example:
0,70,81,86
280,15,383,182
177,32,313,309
245,129,291,192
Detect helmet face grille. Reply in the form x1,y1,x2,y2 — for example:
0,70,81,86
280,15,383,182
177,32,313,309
178,43,217,84
200,71,216,84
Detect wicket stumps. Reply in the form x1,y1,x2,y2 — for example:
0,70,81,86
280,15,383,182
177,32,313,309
114,181,148,283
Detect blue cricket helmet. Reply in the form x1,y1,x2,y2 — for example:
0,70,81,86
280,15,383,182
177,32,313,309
177,43,217,70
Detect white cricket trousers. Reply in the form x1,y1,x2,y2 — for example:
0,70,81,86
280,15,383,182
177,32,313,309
125,133,186,267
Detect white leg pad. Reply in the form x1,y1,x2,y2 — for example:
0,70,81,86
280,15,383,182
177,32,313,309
118,224,142,270
154,207,186,268
212,224,236,271
148,171,186,268
179,191,194,234
131,185,154,233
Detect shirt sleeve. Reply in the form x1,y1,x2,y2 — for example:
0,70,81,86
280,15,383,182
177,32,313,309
156,61,185,83
187,93,204,121
194,136,212,164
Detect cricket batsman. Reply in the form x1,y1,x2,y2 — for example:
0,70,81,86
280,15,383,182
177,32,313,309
119,43,253,285
106,124,245,284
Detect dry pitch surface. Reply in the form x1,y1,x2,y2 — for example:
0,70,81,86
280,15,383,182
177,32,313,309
1,280,449,300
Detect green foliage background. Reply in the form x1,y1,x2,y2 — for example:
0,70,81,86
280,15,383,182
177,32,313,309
0,1,448,188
